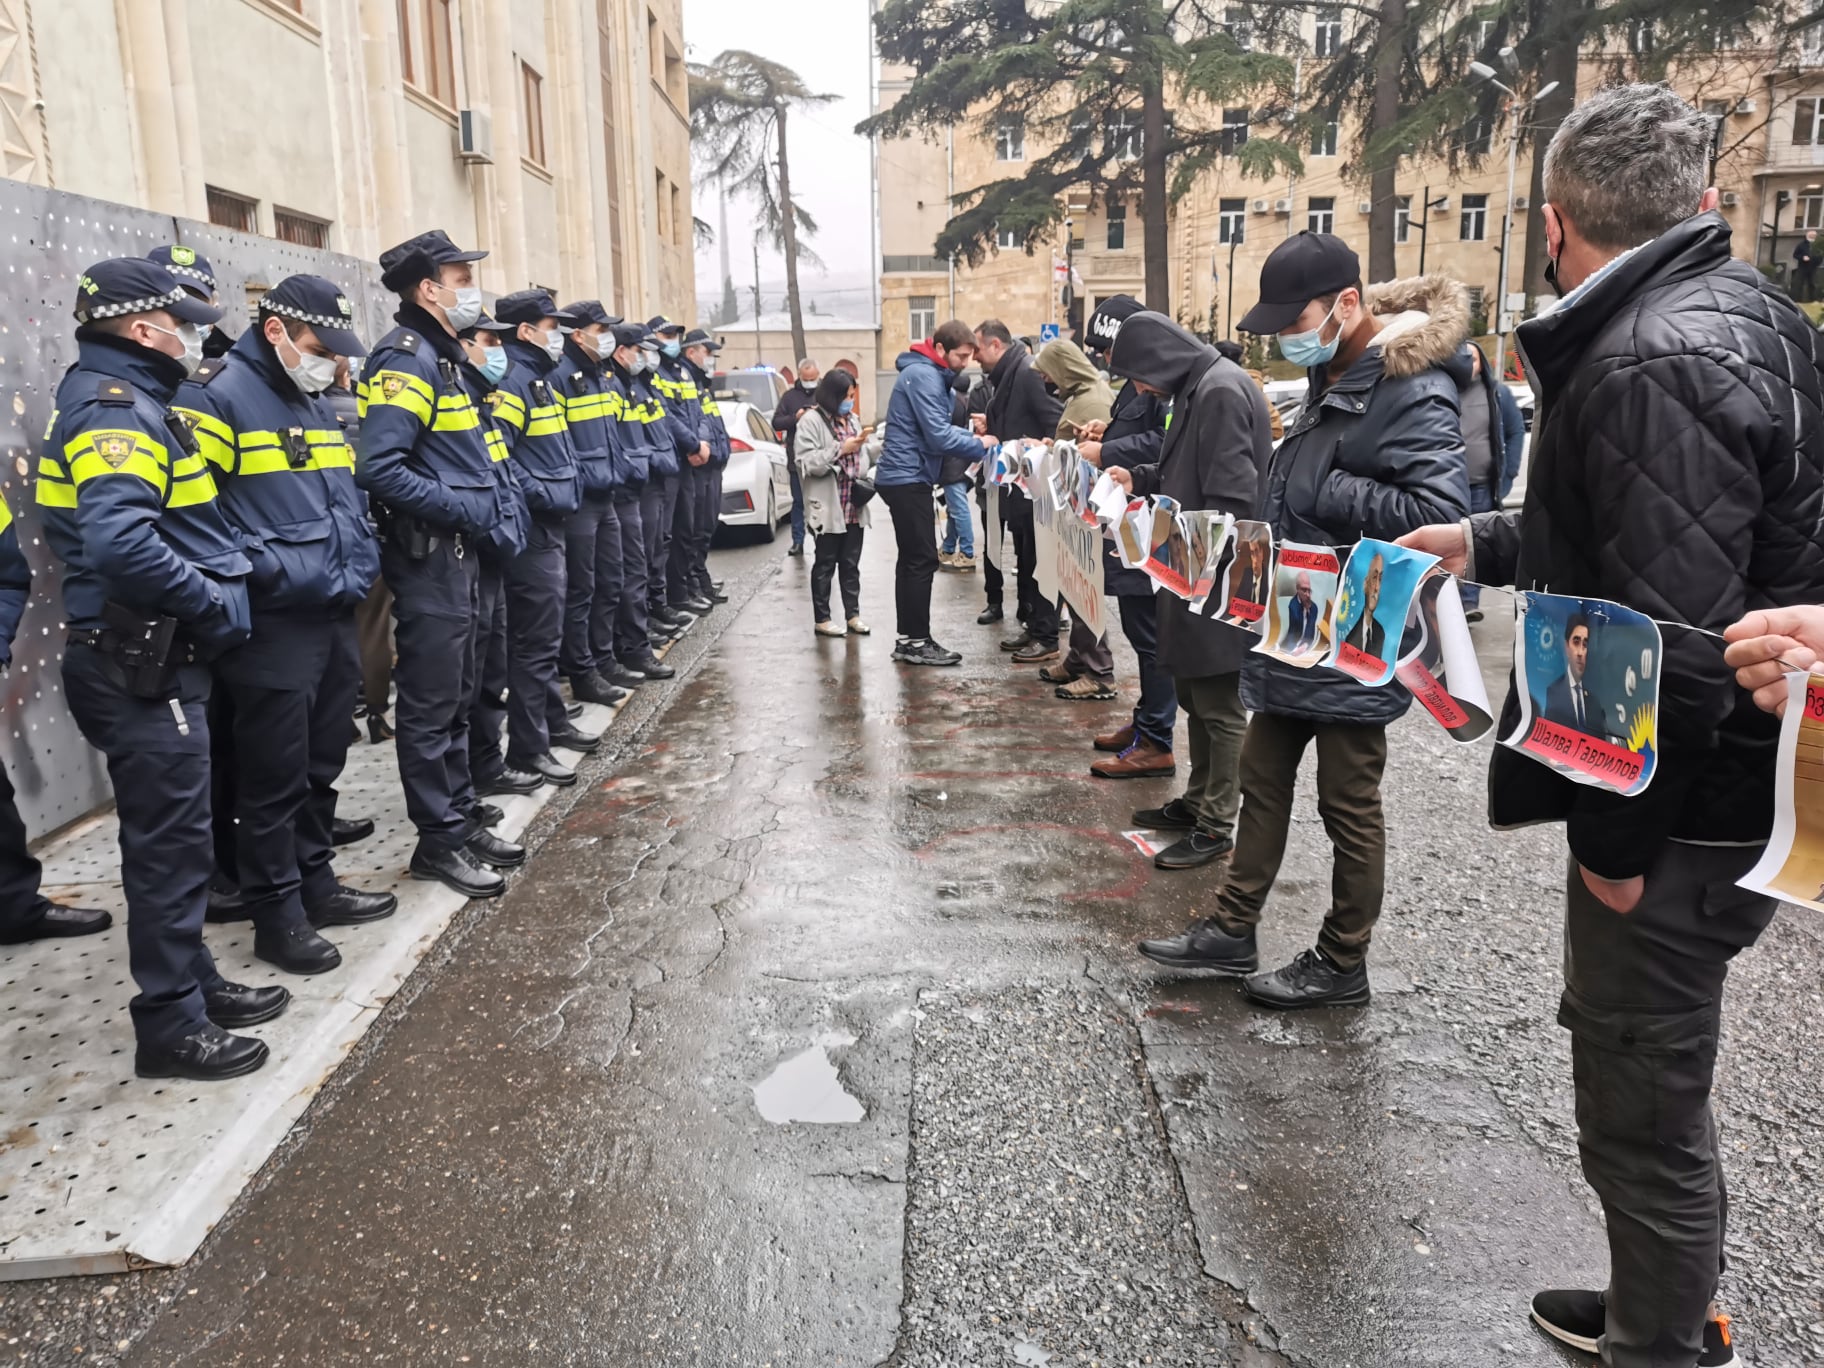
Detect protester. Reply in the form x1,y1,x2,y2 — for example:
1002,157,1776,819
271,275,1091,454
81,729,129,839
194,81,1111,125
1139,230,1470,1005
876,320,994,666
1398,84,1824,1368
975,320,1065,663
1440,340,1524,620
1033,337,1117,701
772,358,819,556
796,370,873,637
1794,227,1818,303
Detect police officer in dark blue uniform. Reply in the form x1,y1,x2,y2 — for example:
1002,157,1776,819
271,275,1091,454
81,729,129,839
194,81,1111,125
355,231,523,899
680,329,731,605
650,317,716,620
42,257,285,1080
637,324,695,643
148,244,233,359
604,325,677,681
487,290,602,781
174,275,396,978
0,493,113,946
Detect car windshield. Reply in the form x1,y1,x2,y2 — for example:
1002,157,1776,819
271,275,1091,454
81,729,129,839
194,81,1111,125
720,370,784,411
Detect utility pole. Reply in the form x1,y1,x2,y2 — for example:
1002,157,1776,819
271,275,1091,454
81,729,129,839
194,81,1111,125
1227,230,1241,339
751,238,763,364
1415,185,1450,276
1467,52,1559,382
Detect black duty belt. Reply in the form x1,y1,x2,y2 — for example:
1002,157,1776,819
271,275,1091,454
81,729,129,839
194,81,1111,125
68,628,197,663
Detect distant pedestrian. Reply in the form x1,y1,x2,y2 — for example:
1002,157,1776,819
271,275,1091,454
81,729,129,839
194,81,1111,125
772,359,819,556
796,370,873,637
1795,228,1819,303
1033,337,1116,701
1441,340,1525,620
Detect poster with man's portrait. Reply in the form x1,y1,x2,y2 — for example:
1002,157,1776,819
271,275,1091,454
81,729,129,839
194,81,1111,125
1255,541,1340,668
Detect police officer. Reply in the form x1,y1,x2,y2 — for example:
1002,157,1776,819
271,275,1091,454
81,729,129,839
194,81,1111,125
488,290,602,781
554,301,633,708
148,244,233,358
0,493,113,947
42,258,284,1079
649,317,714,621
355,230,523,899
679,329,731,606
174,275,396,977
604,324,676,682
638,322,695,642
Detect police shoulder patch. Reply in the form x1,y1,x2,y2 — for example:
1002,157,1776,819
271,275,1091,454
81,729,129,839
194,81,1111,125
380,374,409,400
393,332,420,355
92,431,139,468
96,380,135,407
485,391,504,410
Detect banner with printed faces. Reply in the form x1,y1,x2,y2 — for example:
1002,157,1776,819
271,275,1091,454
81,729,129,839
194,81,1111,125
1326,539,1438,687
1029,446,1064,605
1394,572,1494,743
1209,521,1274,633
1255,542,1340,667
1142,501,1198,600
1500,592,1661,796
1186,512,1236,616
1738,673,1824,913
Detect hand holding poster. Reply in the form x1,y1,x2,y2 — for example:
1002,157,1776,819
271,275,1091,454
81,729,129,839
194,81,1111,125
1395,573,1494,742
1213,521,1274,632
1738,673,1824,912
1499,592,1661,796
1089,471,1129,526
1255,541,1340,667
1327,539,1438,686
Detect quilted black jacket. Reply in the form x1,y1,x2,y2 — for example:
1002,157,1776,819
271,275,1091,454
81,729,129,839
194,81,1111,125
1472,212,1824,878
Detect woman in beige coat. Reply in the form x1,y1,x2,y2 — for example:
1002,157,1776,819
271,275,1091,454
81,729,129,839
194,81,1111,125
794,369,875,636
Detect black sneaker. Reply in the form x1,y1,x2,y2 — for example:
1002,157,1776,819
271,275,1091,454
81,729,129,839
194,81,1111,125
977,604,1004,625
1132,797,1199,831
1529,1290,1738,1367
891,637,962,667
1137,918,1258,973
1154,830,1233,870
1244,948,1371,1009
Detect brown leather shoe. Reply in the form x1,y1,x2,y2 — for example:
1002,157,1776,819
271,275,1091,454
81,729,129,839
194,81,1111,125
1038,661,1077,684
1091,734,1175,779
1095,723,1136,753
1011,640,1062,665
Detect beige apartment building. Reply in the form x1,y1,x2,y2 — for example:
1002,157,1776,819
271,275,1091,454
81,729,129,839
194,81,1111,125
875,20,1824,369
0,0,695,319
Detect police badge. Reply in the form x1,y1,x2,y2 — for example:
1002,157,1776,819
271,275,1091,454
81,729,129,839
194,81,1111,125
380,374,408,400
94,432,136,468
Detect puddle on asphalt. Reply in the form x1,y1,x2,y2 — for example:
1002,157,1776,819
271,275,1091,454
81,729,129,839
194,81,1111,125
753,1044,866,1124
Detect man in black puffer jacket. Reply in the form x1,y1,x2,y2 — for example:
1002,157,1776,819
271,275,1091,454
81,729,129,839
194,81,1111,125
1403,84,1824,1368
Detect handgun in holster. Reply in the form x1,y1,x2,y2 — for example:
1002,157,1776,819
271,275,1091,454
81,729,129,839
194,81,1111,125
101,602,184,699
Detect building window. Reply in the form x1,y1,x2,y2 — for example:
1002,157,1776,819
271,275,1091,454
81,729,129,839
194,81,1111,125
1106,198,1126,250
206,185,258,232
1798,192,1824,232
1225,6,1252,51
1629,19,1654,55
909,295,936,341
599,0,627,313
400,0,457,106
1307,196,1335,235
671,182,685,247
1463,114,1492,155
995,116,1025,162
996,223,1020,250
1395,194,1412,244
522,62,547,166
396,0,414,84
1218,198,1245,244
1475,18,1497,50
1311,119,1338,157
656,172,671,240
1795,97,1824,146
1314,5,1342,56
1461,192,1488,241
274,208,329,248
1105,111,1141,161
1221,107,1249,155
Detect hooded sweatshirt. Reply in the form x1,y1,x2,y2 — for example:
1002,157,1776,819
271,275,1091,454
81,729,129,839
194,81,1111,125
1034,338,1115,440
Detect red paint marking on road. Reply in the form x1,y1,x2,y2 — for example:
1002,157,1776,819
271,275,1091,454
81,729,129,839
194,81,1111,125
1143,1002,1201,1018
913,822,1152,902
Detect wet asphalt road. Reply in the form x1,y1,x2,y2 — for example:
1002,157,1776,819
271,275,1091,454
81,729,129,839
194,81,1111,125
5,526,1823,1367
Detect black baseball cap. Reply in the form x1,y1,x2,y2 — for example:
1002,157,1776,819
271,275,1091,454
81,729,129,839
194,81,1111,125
563,299,623,330
147,244,217,300
378,229,487,293
1085,294,1144,354
1237,232,1362,335
260,274,366,357
74,258,223,327
494,289,581,328
682,328,721,352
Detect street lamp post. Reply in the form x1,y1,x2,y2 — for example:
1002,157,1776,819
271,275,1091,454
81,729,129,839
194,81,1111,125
1469,53,1558,382
1227,230,1241,339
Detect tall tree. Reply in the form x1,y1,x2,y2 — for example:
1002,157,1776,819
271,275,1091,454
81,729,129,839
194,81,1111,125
689,51,835,364
862,0,1300,318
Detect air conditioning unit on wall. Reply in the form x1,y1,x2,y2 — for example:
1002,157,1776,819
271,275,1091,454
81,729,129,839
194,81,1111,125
1430,195,1451,213
1273,198,1291,213
1513,195,1530,210
457,109,493,164
1358,200,1373,214
1721,190,1742,207
1252,198,1270,213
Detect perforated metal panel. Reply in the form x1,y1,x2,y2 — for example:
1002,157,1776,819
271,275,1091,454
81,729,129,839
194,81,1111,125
0,180,390,838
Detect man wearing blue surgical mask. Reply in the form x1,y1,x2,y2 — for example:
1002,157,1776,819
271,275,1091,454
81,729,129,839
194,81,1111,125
1137,231,1470,1011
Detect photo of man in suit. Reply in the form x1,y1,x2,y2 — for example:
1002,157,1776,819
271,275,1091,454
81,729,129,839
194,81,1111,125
1233,535,1269,608
1284,571,1320,655
1343,553,1387,656
1543,613,1611,735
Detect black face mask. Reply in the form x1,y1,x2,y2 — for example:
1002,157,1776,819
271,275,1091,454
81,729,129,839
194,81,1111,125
1543,252,1563,298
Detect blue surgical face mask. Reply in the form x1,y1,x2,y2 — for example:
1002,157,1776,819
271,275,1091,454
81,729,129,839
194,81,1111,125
839,399,854,415
661,340,680,359
1277,298,1344,368
478,346,509,385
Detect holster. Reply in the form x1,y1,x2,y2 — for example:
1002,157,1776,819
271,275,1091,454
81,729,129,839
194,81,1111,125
99,602,187,699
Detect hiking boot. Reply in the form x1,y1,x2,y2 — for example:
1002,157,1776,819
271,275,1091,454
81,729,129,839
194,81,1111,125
1057,675,1116,701
1038,661,1078,685
951,555,977,573
1091,734,1174,778
1095,723,1136,753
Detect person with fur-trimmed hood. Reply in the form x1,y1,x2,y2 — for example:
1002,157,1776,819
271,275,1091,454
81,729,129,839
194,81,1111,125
1139,232,1470,1010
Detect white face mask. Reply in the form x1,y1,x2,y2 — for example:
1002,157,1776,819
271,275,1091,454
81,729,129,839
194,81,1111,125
540,327,565,364
148,321,204,376
435,281,483,331
274,329,339,394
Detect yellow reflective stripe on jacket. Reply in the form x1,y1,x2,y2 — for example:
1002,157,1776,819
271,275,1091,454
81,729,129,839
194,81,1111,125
484,427,509,463
431,391,480,432
489,390,528,432
174,407,236,470
233,431,356,477
701,393,722,417
63,428,169,492
359,369,436,424
563,390,613,422
166,467,222,508
0,497,13,533
526,406,567,438
35,476,75,508
172,452,210,482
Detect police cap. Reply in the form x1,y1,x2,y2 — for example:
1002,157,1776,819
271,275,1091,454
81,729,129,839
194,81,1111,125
647,315,685,336
379,229,488,293
260,274,367,357
682,328,721,352
465,311,516,336
610,322,649,350
75,257,223,327
563,299,623,330
148,244,218,300
495,289,581,328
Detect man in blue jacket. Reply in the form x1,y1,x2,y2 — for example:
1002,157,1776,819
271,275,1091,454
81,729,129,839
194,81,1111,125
1442,340,1526,620
176,275,394,978
876,319,995,666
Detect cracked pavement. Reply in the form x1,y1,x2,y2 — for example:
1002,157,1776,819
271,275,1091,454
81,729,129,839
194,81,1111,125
4,532,1822,1366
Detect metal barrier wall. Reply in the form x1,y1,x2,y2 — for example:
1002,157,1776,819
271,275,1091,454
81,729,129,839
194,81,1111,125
0,179,391,838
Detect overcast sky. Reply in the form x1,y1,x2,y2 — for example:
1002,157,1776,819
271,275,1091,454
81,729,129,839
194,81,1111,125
683,0,877,319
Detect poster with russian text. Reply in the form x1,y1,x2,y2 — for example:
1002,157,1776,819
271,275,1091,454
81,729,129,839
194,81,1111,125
1394,572,1494,743
1213,521,1274,633
1143,504,1197,600
1739,673,1824,913
1187,512,1236,616
1326,539,1438,687
1254,541,1340,667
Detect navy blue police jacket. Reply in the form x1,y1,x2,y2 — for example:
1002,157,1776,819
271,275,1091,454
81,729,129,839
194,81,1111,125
354,305,502,536
174,329,380,615
555,338,619,501
683,357,732,468
636,369,682,480
0,496,30,666
39,333,252,652
488,338,582,521
459,360,528,563
652,355,706,470
605,357,663,496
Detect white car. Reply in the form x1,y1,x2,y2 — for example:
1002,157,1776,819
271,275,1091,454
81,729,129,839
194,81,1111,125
716,399,794,539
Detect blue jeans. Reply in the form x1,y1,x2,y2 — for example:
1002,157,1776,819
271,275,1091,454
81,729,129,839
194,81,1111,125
940,481,974,557
1118,593,1177,748
1462,485,1498,609
789,466,806,547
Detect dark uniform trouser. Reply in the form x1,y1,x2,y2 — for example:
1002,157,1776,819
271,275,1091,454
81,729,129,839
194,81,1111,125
385,539,480,850
644,472,681,614
215,612,359,932
505,517,567,764
668,463,705,605
693,467,723,594
64,646,223,1045
467,560,509,783
612,494,649,662
0,754,51,936
560,497,621,681
1212,710,1388,970
1561,843,1775,1368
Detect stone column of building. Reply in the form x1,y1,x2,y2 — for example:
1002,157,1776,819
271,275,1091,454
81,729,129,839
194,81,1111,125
546,0,605,304
320,0,382,264
356,0,411,254
475,0,527,293
113,0,205,219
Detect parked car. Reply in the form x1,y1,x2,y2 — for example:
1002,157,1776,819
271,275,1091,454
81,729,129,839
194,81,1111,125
715,399,794,541
715,366,787,415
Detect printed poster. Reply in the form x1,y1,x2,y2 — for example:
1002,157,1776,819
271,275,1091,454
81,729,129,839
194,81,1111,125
1143,503,1197,600
1089,471,1128,526
1255,541,1340,667
1030,446,1063,605
1499,591,1661,796
1394,572,1494,743
1739,673,1824,912
1326,539,1438,687
1054,512,1106,640
1186,512,1236,616
1213,521,1274,632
